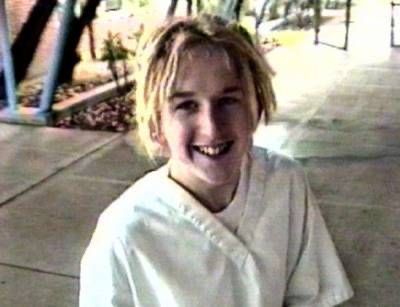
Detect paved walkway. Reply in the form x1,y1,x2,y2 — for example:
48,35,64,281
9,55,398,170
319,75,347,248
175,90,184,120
1,1,399,306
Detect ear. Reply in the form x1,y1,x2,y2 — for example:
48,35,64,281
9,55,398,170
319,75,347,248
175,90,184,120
151,130,166,146
154,133,170,157
150,119,170,157
150,111,165,145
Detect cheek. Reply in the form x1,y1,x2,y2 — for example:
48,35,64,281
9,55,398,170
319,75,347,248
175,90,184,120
163,121,193,154
230,106,252,133
175,128,192,153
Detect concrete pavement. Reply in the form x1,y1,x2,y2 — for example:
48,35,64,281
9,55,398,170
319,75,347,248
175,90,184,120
0,128,156,306
254,2,400,305
1,1,400,306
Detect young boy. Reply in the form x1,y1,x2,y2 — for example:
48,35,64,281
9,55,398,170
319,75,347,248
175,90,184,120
80,15,353,306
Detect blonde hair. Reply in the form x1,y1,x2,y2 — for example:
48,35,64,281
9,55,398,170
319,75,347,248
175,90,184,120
133,14,276,158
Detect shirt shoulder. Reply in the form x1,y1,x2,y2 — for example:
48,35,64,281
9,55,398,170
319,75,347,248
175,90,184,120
251,146,307,182
95,166,171,238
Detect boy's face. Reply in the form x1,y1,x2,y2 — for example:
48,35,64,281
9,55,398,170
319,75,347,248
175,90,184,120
159,47,253,195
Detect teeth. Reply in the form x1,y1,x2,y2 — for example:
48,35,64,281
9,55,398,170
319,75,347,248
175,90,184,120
195,142,229,156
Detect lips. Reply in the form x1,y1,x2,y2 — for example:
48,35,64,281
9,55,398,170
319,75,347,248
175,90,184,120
192,141,234,157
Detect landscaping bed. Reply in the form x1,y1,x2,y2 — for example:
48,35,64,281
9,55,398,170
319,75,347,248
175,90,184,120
16,72,135,132
54,92,134,132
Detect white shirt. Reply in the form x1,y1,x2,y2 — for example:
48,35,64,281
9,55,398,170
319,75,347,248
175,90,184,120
214,153,249,233
80,147,353,307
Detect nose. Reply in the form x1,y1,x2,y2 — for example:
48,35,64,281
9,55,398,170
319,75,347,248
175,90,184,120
198,105,221,137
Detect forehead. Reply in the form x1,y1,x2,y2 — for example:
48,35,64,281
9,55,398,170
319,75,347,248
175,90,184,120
179,44,237,72
173,46,242,92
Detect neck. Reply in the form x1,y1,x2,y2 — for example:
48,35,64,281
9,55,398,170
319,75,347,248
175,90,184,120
168,170,240,213
196,182,238,213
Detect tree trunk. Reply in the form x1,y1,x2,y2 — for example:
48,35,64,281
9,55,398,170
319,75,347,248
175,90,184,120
167,0,179,18
57,0,102,84
187,0,193,16
284,0,299,19
196,0,203,14
268,0,280,20
88,22,97,60
0,0,57,98
220,0,238,20
255,0,271,31
234,0,244,20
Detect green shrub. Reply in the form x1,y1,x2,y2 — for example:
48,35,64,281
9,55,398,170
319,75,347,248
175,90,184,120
100,32,131,61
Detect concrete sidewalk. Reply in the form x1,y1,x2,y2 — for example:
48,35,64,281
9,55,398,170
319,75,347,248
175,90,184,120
0,125,159,306
1,1,400,306
254,2,400,305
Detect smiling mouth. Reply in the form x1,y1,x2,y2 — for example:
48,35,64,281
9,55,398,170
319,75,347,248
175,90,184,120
192,141,234,157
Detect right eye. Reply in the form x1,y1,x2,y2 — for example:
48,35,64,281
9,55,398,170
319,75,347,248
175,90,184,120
175,100,198,112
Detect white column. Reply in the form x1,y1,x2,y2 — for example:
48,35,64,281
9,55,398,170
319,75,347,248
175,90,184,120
0,0,18,110
39,0,77,113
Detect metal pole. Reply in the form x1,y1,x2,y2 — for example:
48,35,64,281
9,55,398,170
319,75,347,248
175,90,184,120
39,0,76,113
0,0,18,110
314,0,321,45
344,0,352,50
391,1,395,47
390,1,400,47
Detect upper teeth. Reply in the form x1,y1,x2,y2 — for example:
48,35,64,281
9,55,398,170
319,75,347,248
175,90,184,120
196,143,228,156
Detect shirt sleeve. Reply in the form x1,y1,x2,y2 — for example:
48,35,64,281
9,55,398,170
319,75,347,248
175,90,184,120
284,178,354,307
79,215,135,307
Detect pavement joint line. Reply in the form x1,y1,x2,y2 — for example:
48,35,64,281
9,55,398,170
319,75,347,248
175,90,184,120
278,70,353,148
298,153,400,162
0,262,79,280
318,200,400,211
0,142,92,156
66,174,134,186
0,132,124,208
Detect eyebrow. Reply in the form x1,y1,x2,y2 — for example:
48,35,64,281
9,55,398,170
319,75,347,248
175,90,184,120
168,86,242,100
168,91,194,100
222,86,242,94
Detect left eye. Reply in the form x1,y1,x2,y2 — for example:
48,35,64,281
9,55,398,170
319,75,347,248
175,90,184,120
175,100,198,112
218,97,239,106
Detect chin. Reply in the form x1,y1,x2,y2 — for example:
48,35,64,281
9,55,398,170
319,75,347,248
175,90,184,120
198,168,239,187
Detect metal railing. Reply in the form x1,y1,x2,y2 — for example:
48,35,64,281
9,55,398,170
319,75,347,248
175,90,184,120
0,0,76,125
314,0,352,50
391,1,400,47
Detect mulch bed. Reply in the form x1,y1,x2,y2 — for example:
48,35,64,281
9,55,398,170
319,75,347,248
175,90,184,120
15,77,135,132
54,92,134,132
19,78,114,107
